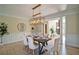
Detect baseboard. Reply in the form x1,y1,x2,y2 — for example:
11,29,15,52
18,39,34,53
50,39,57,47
66,44,79,49
0,40,23,45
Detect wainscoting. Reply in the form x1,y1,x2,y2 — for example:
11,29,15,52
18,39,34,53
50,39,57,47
0,32,26,45
66,34,79,48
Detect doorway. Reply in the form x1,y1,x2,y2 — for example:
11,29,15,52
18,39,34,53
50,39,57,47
48,17,66,43
48,18,60,37
48,16,66,54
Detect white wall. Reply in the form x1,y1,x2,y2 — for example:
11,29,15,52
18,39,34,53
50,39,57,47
66,14,79,48
0,15,30,45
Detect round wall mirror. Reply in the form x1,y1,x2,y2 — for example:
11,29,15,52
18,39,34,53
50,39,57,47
17,23,26,32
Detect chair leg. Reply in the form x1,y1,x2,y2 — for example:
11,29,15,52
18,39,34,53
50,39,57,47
49,48,53,55
53,51,59,55
57,51,58,55
53,51,55,55
33,50,35,55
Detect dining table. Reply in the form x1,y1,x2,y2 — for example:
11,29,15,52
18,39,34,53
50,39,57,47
33,37,51,55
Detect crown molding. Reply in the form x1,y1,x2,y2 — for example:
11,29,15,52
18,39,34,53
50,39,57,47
0,13,29,20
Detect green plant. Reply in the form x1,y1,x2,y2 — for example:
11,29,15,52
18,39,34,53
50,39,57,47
0,22,8,43
50,27,54,34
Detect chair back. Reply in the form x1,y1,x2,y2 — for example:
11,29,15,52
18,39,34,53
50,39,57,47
23,33,28,46
27,36,36,49
48,39,54,46
54,38,60,54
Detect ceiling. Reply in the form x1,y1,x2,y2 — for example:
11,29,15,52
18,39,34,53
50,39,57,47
0,4,79,20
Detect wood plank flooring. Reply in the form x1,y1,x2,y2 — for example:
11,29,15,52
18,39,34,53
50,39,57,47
0,41,79,55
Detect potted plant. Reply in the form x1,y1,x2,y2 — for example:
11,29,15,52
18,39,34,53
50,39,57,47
0,23,8,43
50,27,54,37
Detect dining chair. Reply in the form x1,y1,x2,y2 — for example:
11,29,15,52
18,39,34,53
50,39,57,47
23,33,29,54
53,38,60,55
27,36,39,55
43,39,54,55
23,33,29,47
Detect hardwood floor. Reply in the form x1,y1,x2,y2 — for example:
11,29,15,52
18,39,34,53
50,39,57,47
66,45,79,55
0,41,79,55
0,41,27,55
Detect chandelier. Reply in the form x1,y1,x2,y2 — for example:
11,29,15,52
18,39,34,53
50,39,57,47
30,4,44,25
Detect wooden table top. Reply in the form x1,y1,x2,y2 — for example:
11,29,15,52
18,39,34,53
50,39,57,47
33,37,51,43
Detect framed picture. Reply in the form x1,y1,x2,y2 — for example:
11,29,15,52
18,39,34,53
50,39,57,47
17,23,26,32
